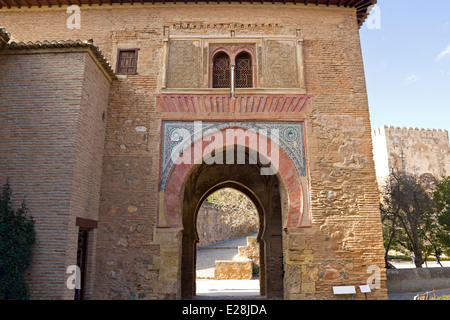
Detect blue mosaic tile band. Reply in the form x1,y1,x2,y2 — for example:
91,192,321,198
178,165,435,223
160,122,305,191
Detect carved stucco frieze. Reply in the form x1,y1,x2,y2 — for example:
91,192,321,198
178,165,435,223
166,40,202,88
263,40,299,88
164,36,303,90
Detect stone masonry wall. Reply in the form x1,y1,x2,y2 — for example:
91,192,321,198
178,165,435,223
386,268,450,294
0,4,387,300
372,126,450,183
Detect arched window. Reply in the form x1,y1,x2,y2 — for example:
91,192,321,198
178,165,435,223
235,51,253,88
212,52,231,88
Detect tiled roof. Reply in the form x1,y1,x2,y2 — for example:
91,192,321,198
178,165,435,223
7,39,116,80
0,32,116,80
0,27,10,47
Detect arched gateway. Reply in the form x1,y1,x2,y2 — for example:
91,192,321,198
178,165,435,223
157,121,311,299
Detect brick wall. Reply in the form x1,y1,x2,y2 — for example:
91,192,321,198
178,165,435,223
0,48,112,299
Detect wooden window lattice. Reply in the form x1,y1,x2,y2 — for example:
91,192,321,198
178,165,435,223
212,52,231,88
117,49,138,75
235,52,253,88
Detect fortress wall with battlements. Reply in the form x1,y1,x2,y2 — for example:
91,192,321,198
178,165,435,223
372,126,450,184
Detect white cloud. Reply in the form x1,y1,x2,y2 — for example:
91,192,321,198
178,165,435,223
406,73,421,83
439,21,449,30
436,44,450,62
379,60,387,68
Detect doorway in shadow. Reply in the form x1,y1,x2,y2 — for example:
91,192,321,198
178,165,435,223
180,153,284,300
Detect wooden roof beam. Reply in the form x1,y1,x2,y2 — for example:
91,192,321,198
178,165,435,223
354,0,369,9
0,0,11,8
10,0,20,8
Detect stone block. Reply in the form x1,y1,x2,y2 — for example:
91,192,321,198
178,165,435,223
214,260,253,280
302,282,316,295
237,236,260,267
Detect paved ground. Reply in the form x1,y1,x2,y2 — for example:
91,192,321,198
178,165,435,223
196,233,257,279
195,235,450,300
195,234,261,299
387,260,450,300
196,279,450,300
195,279,261,299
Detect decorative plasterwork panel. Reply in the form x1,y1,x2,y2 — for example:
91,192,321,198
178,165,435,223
263,40,298,88
160,121,305,191
166,40,202,88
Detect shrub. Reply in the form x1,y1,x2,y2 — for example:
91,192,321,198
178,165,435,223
0,179,35,300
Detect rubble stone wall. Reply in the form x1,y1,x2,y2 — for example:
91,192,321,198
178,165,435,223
197,202,258,246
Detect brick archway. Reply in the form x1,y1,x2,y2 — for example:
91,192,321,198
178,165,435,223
159,127,310,230
156,125,311,299
179,153,284,299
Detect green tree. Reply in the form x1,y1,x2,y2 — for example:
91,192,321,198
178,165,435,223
0,179,35,300
380,171,437,268
434,176,450,255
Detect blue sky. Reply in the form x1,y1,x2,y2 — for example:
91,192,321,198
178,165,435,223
360,0,450,133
